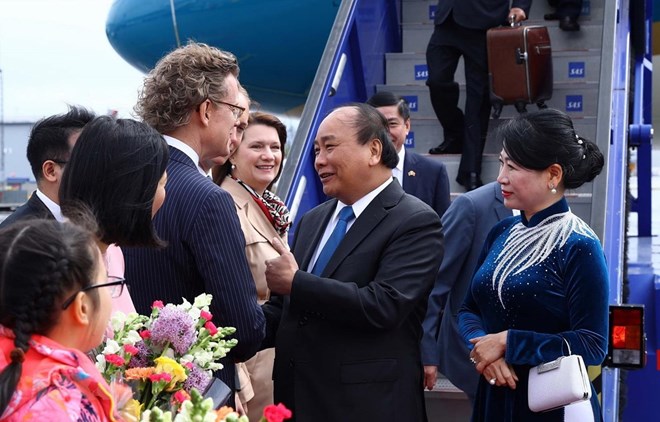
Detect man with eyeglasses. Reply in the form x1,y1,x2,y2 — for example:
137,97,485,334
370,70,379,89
124,42,265,405
0,106,95,228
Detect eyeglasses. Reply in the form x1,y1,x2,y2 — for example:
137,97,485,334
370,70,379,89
213,99,246,120
61,276,126,309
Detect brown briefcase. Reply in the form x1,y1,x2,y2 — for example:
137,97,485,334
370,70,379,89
487,24,553,119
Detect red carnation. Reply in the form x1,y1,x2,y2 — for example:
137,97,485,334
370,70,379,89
124,344,139,355
263,403,292,422
152,300,164,309
105,354,125,366
204,321,218,336
200,310,213,321
139,330,151,339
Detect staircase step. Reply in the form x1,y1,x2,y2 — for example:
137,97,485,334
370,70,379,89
402,0,604,25
377,82,600,120
385,50,601,86
402,22,604,53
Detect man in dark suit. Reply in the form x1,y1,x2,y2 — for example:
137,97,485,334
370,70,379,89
366,91,450,217
425,0,531,191
262,104,444,421
0,106,94,228
421,182,512,401
123,42,265,397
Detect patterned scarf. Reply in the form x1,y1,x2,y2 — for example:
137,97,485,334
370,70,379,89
231,175,292,236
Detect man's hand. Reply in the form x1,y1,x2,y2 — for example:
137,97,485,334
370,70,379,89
423,365,438,390
265,237,298,295
509,7,527,23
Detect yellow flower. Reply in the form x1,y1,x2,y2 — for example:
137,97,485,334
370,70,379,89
154,356,187,389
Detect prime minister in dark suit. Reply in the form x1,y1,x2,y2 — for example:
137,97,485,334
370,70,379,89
123,43,265,397
263,104,444,421
421,182,511,401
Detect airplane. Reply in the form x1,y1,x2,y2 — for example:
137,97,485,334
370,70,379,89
106,0,340,114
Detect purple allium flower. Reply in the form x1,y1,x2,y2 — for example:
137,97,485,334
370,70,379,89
149,306,196,355
183,364,212,393
128,341,152,368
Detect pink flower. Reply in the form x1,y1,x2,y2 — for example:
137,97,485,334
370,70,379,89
173,390,190,403
124,344,139,355
263,403,292,422
204,321,218,336
139,330,151,339
149,373,172,383
184,362,194,370
105,354,125,366
200,310,213,321
152,300,164,309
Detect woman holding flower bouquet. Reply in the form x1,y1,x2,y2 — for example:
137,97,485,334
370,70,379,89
0,217,124,421
60,116,169,314
213,112,290,420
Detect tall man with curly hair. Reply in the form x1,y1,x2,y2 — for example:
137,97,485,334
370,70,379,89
124,42,266,403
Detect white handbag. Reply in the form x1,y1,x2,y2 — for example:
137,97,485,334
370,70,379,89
528,338,592,413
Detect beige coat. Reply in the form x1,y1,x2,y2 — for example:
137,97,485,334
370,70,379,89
221,177,287,420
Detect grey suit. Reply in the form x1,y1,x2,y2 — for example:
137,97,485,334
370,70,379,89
421,182,511,400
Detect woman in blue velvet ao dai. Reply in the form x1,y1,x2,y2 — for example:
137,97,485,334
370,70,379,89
458,108,609,421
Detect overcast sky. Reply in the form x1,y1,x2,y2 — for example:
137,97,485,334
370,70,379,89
0,0,145,122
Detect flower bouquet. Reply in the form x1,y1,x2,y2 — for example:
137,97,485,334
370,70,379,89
96,294,238,419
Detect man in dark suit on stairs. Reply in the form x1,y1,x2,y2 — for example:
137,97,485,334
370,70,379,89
0,106,94,228
421,181,512,401
123,42,265,401
262,103,444,421
367,91,451,218
425,0,531,191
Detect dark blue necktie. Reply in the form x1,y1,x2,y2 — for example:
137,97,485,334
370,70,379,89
312,206,355,276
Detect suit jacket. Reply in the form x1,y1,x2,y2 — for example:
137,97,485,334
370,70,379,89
434,0,532,30
221,177,288,303
262,181,443,422
0,191,54,228
421,182,511,400
123,147,265,393
402,151,451,217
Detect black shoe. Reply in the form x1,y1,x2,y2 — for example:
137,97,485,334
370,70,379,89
457,173,483,192
544,12,559,20
559,16,580,31
429,141,463,154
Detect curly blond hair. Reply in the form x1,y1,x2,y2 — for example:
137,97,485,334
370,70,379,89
135,42,239,133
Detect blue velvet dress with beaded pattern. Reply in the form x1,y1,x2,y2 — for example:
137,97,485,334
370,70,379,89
459,198,608,421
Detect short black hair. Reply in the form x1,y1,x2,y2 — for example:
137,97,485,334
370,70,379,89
26,106,95,181
59,116,169,247
336,103,399,169
497,108,604,189
366,91,411,121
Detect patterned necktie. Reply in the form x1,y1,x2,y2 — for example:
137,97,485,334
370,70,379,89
312,206,355,276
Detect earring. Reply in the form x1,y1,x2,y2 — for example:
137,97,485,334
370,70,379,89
231,163,236,170
549,184,557,194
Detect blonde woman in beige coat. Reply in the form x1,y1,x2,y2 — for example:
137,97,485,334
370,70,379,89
213,112,290,421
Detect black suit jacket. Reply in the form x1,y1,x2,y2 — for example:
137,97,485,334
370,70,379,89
124,147,265,393
0,191,55,228
421,182,511,399
402,151,451,217
434,0,532,30
262,181,444,421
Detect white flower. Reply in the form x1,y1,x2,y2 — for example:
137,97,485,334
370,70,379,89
193,294,212,309
110,311,127,332
192,350,213,366
95,354,106,372
102,339,121,354
187,307,201,321
125,330,142,345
